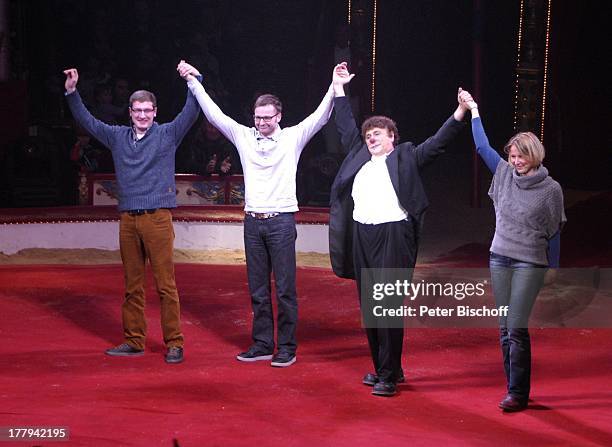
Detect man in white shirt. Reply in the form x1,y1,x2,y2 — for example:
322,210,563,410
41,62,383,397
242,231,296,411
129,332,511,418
178,61,338,367
329,62,472,395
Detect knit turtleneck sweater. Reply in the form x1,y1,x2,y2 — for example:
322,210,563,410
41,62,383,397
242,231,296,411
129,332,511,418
488,162,566,266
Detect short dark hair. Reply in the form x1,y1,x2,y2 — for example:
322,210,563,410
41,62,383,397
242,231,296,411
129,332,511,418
361,115,399,143
253,94,282,113
129,90,157,107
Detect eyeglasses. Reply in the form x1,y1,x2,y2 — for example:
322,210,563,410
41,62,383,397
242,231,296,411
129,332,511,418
130,107,156,115
253,112,279,123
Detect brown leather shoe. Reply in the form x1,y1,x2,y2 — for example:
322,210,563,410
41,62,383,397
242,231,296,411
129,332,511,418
499,395,528,412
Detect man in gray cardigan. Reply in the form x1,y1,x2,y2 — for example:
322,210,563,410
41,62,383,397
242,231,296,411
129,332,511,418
63,64,201,364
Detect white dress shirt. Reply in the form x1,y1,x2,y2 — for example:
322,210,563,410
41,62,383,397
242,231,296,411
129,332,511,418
352,153,408,224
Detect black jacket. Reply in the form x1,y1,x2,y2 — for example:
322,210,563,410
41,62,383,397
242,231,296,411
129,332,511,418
328,96,465,279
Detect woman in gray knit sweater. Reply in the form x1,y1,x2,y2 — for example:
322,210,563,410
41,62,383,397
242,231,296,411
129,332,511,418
462,90,566,412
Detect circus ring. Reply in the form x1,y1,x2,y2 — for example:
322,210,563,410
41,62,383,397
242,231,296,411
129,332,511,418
0,173,330,258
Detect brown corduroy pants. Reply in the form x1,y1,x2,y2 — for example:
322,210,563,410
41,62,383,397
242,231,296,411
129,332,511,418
118,209,183,350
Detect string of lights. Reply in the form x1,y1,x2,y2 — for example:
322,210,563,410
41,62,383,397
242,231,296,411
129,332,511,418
512,0,525,131
347,0,352,24
370,0,378,113
540,0,552,143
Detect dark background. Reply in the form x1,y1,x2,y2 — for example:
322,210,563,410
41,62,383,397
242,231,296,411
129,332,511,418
0,0,609,208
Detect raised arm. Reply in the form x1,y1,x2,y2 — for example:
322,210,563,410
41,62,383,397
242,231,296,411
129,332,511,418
460,88,502,173
412,88,468,167
332,62,362,153
292,65,339,149
63,68,114,148
178,60,244,147
165,60,201,146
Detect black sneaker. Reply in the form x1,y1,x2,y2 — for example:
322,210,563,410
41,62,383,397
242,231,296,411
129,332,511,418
270,351,296,368
236,345,273,362
362,370,406,386
165,346,184,364
372,381,397,396
105,343,144,357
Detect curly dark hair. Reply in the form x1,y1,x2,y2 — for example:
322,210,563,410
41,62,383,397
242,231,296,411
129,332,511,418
361,115,399,143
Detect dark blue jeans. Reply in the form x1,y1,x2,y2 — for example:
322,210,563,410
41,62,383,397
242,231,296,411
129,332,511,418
244,213,298,354
489,252,546,401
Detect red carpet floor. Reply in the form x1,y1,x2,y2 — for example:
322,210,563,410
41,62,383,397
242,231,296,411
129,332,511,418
1,264,611,447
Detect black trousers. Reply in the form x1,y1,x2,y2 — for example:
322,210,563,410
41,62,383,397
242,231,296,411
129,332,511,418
353,218,418,383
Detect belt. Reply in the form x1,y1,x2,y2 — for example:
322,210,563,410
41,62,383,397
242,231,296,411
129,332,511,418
125,208,158,216
246,211,280,220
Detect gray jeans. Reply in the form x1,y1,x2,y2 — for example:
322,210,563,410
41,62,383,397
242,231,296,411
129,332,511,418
489,252,546,401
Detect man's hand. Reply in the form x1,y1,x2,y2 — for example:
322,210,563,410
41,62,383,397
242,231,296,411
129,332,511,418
63,68,79,94
220,156,232,174
332,62,355,97
333,62,354,86
177,60,201,81
456,87,479,119
457,87,477,111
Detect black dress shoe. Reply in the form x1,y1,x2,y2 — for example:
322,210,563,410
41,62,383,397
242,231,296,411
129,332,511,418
499,395,527,412
372,381,397,396
165,346,184,364
362,371,406,386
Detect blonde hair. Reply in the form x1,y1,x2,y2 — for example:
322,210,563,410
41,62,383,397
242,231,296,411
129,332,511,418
504,132,545,166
